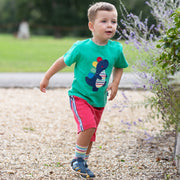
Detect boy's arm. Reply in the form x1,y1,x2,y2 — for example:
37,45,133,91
107,68,123,101
40,56,66,93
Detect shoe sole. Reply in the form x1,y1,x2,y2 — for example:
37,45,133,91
70,162,95,179
81,174,95,179
71,169,95,179
70,164,87,176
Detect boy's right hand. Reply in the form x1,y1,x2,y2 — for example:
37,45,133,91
40,78,49,93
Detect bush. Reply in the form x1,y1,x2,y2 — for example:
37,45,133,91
118,0,180,130
156,8,180,75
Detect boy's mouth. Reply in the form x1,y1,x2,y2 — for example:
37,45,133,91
105,31,112,34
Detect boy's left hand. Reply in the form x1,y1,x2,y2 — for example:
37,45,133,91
107,82,119,101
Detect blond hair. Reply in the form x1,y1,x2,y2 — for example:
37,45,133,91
88,2,117,22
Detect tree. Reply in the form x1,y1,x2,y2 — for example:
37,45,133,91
0,0,155,36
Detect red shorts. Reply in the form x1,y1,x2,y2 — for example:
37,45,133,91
69,96,104,142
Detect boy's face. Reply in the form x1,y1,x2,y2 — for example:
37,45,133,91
89,10,117,45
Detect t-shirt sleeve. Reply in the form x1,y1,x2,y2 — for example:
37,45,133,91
114,43,128,68
63,41,80,66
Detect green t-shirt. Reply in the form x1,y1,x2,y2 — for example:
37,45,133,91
64,38,128,107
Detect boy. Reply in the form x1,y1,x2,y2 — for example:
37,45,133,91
40,2,128,179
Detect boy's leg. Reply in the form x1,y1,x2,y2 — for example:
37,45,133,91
74,128,95,160
70,96,103,177
80,141,92,162
86,141,93,158
77,128,95,147
83,141,96,178
70,96,97,159
71,128,95,176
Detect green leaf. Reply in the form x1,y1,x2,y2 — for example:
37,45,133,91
162,62,168,69
56,162,63,167
156,44,161,48
167,28,175,34
163,43,170,49
174,16,179,23
44,164,49,167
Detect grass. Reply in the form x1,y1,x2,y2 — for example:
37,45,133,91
0,34,138,72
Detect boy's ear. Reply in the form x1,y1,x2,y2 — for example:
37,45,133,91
88,22,94,32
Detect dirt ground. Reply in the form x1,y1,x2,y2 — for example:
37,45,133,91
0,88,179,179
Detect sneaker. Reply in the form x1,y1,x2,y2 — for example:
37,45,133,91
71,158,87,175
81,161,95,179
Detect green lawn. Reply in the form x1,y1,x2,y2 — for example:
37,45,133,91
0,34,137,72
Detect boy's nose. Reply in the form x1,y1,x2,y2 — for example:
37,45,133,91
107,22,112,27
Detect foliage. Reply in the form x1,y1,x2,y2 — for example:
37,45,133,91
156,8,180,75
118,0,180,130
0,0,155,37
153,8,180,129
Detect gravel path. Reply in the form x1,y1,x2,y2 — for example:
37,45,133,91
0,88,179,179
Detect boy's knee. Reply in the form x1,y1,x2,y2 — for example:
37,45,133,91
85,128,96,134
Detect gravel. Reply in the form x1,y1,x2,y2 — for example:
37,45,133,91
0,88,179,179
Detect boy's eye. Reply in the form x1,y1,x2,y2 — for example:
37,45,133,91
101,20,106,23
112,21,117,24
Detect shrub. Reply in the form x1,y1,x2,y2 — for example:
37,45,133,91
118,0,180,130
156,8,180,75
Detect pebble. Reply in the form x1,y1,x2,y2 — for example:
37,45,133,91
0,88,179,179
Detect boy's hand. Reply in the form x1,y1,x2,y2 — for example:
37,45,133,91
107,82,119,101
107,68,123,101
40,78,49,93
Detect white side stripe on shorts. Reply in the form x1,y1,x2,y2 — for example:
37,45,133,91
70,96,84,132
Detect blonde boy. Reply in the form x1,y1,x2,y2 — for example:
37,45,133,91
40,2,128,179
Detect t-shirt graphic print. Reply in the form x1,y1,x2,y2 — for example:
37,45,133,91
85,57,109,91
